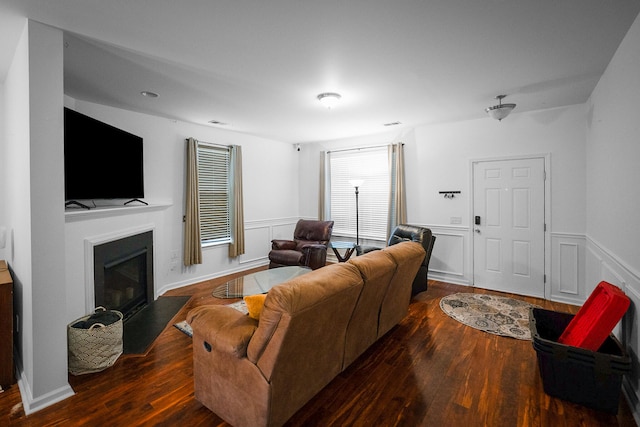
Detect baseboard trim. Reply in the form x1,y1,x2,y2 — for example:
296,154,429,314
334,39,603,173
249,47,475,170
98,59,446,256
14,355,75,415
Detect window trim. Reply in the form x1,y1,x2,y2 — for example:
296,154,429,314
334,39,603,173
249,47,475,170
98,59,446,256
196,141,232,247
328,146,389,242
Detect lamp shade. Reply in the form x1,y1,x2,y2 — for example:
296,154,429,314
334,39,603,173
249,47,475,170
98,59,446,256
486,104,516,120
485,95,516,121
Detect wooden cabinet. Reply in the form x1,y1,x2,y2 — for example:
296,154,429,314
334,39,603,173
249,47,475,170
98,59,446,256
0,260,14,387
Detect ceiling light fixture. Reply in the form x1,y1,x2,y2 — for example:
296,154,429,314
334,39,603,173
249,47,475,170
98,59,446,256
140,91,159,98
317,92,341,109
485,95,516,121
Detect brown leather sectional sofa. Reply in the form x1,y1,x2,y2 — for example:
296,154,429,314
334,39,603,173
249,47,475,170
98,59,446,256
187,241,426,427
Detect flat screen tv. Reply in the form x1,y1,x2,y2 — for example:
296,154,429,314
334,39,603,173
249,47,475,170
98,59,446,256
64,108,144,204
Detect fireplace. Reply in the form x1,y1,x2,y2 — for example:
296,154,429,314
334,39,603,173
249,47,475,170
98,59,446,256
93,231,154,321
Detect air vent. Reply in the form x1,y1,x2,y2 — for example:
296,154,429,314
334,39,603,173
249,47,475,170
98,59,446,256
383,121,402,127
208,120,228,126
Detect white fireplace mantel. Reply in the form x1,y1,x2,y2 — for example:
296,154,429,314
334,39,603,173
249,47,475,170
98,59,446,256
66,202,172,222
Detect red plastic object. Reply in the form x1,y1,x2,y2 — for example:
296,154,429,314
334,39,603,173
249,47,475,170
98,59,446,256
558,281,630,351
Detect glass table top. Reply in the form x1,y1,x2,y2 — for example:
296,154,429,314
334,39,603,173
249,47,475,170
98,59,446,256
212,266,311,299
329,241,357,249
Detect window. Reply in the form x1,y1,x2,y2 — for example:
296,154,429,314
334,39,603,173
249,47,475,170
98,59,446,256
329,147,389,241
196,142,231,245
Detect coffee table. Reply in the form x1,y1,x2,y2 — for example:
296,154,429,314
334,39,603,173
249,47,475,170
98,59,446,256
329,241,357,262
212,266,311,299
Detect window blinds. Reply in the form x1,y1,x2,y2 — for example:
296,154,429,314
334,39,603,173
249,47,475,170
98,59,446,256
197,143,231,244
329,147,389,241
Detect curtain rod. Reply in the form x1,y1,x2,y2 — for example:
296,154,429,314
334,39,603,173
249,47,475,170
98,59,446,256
186,138,230,149
326,142,403,154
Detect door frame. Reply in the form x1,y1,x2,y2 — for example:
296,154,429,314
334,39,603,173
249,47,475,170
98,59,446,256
469,153,551,299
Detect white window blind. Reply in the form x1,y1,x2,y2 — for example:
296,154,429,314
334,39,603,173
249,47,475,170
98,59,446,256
329,147,389,241
197,143,231,245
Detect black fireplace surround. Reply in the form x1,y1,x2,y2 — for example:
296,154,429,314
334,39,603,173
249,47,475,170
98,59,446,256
94,231,154,321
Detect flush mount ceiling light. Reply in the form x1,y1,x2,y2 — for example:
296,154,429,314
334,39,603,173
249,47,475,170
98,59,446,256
140,91,159,98
317,92,341,109
485,95,516,121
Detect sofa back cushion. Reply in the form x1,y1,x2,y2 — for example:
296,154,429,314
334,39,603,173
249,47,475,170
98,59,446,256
247,262,362,424
293,219,334,245
378,241,427,337
344,250,398,367
246,262,362,424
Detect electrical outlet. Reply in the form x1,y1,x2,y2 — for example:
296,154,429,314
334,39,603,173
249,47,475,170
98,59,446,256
450,216,462,225
170,250,179,272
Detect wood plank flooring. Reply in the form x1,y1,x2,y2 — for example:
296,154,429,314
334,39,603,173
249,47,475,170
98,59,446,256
1,269,637,426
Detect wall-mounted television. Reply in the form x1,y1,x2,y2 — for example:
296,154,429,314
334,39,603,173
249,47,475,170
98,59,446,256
64,108,144,206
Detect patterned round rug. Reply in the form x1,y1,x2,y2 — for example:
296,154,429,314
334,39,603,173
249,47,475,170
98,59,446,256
439,293,539,340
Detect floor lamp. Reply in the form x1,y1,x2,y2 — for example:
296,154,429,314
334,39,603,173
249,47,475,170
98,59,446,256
349,180,364,247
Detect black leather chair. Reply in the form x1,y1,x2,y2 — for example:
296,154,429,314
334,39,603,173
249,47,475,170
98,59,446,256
389,225,435,295
268,219,334,270
359,224,435,295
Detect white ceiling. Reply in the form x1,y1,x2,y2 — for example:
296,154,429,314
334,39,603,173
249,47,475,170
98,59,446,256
1,0,639,143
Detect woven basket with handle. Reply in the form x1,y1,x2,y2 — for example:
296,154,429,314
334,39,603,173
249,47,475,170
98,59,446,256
67,307,123,375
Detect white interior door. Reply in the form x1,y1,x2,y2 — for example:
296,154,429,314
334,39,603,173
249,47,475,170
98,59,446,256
473,158,545,297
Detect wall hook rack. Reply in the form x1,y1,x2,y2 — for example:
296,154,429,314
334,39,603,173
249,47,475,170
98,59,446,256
439,191,460,199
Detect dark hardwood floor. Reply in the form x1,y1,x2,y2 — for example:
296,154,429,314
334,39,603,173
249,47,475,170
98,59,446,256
1,268,637,426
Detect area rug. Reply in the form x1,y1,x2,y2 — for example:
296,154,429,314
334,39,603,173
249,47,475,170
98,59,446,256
174,320,193,337
173,300,248,338
439,293,539,340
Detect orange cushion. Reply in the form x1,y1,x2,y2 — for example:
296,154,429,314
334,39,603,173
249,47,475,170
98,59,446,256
244,293,267,320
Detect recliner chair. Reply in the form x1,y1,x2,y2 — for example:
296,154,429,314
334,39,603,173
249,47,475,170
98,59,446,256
268,219,334,270
389,224,435,295
359,224,435,295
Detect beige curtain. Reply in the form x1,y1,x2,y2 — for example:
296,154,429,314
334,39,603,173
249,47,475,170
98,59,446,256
318,151,327,220
228,145,245,257
184,138,202,266
387,143,407,238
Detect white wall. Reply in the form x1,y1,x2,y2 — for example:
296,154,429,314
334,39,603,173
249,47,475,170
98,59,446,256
63,100,301,322
585,12,640,422
3,20,74,414
0,81,6,262
302,104,587,301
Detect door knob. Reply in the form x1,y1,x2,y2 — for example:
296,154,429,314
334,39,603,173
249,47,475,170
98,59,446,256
475,228,481,233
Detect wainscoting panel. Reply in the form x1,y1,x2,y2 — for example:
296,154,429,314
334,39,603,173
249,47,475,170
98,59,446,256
558,243,579,294
239,218,301,265
585,236,640,424
427,226,468,286
550,233,586,305
239,224,271,265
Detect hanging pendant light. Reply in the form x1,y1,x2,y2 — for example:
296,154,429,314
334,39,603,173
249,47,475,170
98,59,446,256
485,95,516,121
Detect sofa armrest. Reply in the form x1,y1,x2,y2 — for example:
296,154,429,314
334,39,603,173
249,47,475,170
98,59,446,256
300,244,328,270
187,305,258,358
271,239,297,250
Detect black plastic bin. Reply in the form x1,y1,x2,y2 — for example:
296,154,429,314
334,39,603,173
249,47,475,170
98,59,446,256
529,307,631,414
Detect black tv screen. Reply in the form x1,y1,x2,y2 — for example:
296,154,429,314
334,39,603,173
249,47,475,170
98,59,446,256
64,108,144,201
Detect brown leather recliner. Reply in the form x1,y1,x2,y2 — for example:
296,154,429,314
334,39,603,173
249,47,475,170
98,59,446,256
268,219,334,270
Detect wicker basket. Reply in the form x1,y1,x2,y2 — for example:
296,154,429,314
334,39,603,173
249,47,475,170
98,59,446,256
67,307,123,375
